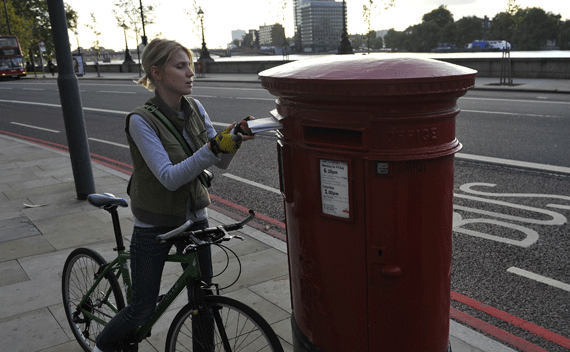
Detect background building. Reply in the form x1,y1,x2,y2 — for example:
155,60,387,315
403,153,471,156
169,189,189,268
293,0,311,50
299,0,343,52
231,30,246,43
259,24,287,47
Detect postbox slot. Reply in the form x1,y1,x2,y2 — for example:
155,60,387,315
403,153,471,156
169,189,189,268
303,126,363,147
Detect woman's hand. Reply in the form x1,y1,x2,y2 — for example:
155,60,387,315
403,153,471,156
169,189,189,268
234,116,256,140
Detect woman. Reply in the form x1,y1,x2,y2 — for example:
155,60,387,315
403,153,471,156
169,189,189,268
94,38,254,352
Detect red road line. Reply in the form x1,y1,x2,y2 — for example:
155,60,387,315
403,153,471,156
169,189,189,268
450,307,550,352
0,130,69,152
90,153,133,169
451,291,570,349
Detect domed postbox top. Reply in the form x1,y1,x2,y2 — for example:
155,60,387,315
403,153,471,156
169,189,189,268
259,55,477,99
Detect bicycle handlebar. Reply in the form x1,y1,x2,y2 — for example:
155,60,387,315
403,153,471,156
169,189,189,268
156,209,256,244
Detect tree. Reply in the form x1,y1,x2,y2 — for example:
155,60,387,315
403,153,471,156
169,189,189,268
113,0,157,50
422,5,454,28
383,28,407,50
454,16,484,48
84,13,102,61
241,32,253,49
409,21,441,51
269,0,288,50
560,19,570,50
185,0,203,49
488,0,521,43
4,0,78,61
404,5,453,51
513,8,560,50
362,0,394,52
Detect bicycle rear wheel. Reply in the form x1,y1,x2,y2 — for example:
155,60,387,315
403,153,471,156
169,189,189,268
62,248,126,352
166,295,283,352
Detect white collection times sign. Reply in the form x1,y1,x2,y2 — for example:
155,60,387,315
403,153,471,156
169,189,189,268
320,159,350,218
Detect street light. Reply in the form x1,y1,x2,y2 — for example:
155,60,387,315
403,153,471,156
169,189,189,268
337,0,354,55
74,31,81,54
139,0,147,45
3,0,12,35
121,22,133,64
197,7,212,61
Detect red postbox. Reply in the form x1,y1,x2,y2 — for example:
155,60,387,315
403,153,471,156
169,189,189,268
260,55,477,352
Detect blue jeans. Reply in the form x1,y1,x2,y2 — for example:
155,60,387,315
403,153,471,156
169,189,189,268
95,219,210,352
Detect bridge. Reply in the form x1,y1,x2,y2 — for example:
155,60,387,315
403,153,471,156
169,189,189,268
197,49,278,57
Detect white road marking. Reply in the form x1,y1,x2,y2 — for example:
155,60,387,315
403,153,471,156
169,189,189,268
88,137,129,148
98,91,136,94
507,267,570,292
461,96,570,105
461,109,560,118
190,94,215,98
235,97,276,101
10,122,59,133
222,173,281,195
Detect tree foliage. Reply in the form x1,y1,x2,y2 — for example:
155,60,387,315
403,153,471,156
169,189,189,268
1,0,78,61
384,1,568,51
362,0,394,51
113,0,158,47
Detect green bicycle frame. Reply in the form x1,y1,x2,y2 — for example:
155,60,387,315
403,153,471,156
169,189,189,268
76,246,202,343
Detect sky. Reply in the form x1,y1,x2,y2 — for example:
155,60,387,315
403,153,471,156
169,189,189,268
65,0,570,52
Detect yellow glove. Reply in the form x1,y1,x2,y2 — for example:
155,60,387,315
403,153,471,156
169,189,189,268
210,127,242,154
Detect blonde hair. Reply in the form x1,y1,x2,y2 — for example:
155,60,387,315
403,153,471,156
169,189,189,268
137,38,195,90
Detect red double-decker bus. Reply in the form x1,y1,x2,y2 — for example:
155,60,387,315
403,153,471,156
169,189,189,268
0,35,27,78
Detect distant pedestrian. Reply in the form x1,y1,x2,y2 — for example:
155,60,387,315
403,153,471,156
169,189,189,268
48,61,56,76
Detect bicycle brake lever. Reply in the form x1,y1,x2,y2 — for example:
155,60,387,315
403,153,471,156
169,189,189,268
182,244,197,255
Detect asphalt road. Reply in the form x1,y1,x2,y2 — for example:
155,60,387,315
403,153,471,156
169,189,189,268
1,78,570,351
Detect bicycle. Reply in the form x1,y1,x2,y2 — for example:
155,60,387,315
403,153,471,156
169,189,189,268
62,192,284,352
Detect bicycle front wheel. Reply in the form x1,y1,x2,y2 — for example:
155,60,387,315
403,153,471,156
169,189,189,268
166,295,283,352
62,248,126,352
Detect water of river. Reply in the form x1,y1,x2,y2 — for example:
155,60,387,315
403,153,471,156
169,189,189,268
89,50,570,65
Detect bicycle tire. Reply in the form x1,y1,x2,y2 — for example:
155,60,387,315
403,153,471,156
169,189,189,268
62,248,126,352
165,295,284,352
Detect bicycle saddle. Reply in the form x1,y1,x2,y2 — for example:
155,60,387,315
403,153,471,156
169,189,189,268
87,193,129,208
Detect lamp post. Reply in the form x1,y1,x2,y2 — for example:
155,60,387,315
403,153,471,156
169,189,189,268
74,31,81,54
138,0,147,45
197,7,212,61
337,0,354,54
3,0,12,35
121,22,133,64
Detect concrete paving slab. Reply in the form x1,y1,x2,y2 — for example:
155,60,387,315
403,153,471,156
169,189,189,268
0,308,69,352
272,318,295,349
39,340,85,352
2,181,77,203
0,273,61,318
0,260,29,287
1,166,43,184
41,217,133,251
0,217,40,242
15,155,69,169
22,199,90,223
0,234,55,262
249,275,292,313
10,176,63,191
212,248,290,293
450,321,517,352
224,287,291,325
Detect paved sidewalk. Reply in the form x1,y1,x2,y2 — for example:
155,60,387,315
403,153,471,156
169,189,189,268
0,135,521,351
